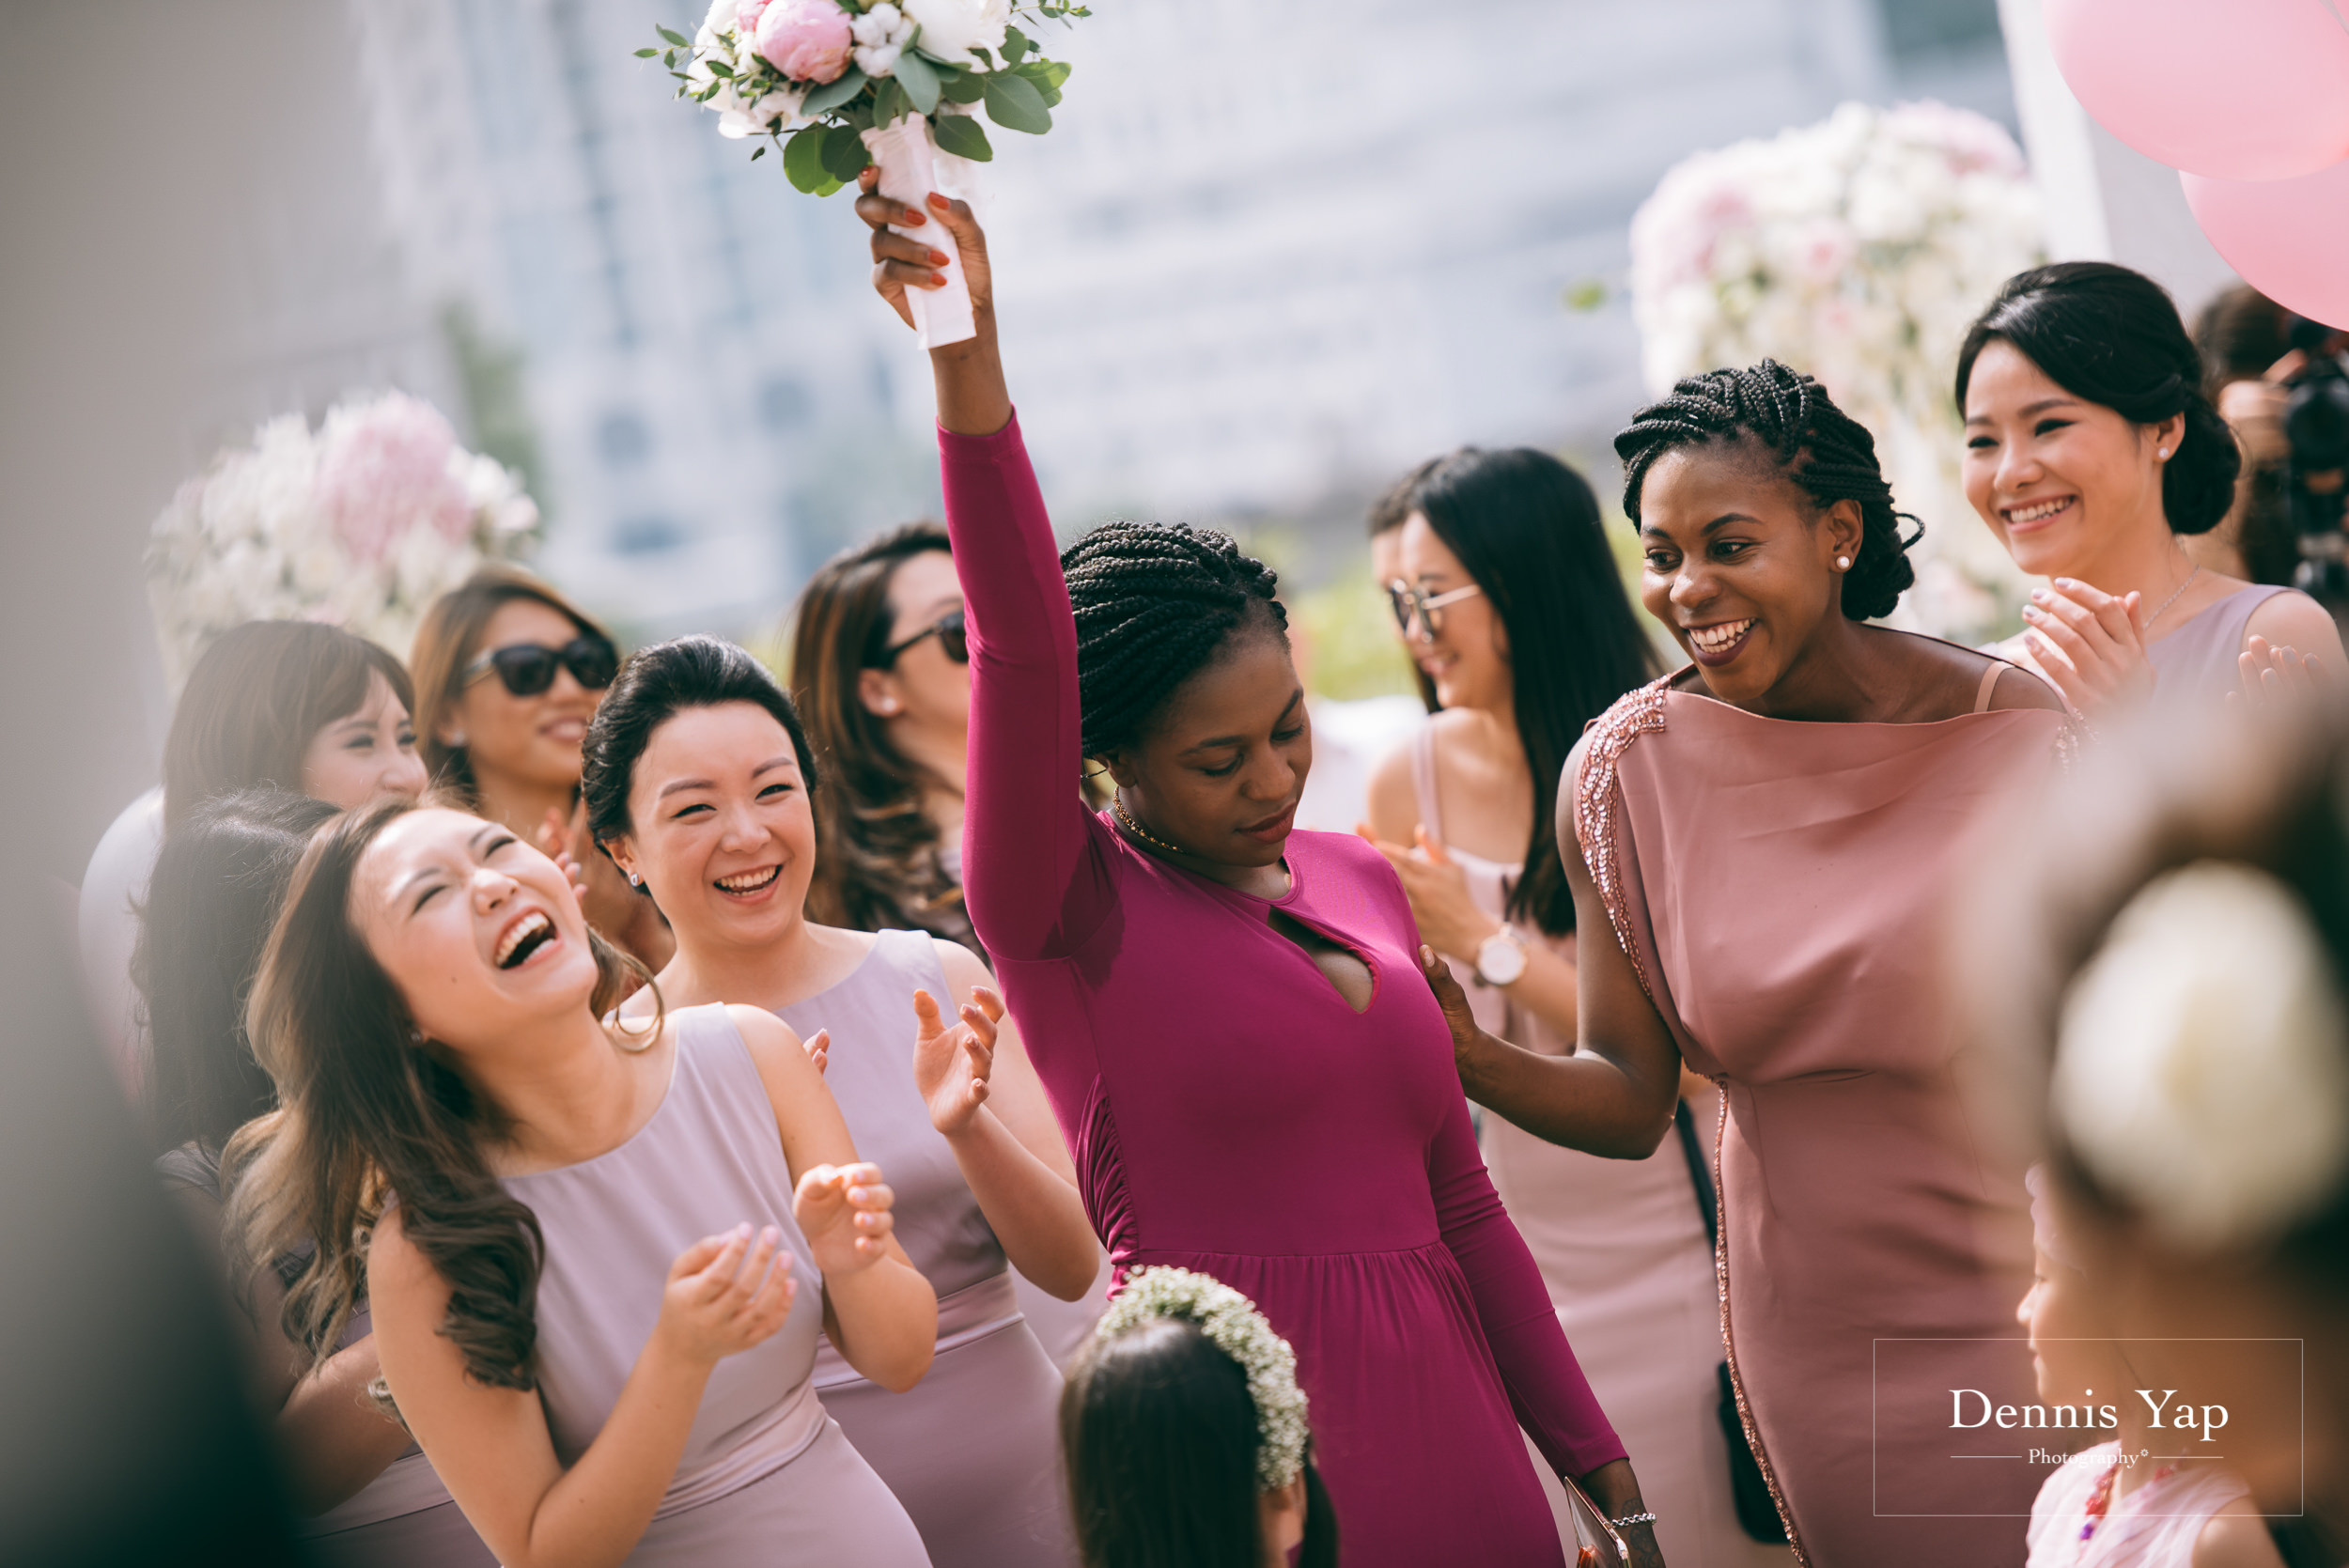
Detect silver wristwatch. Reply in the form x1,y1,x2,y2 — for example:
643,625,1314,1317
1473,923,1528,986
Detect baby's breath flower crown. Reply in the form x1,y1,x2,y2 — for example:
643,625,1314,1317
1096,1266,1310,1491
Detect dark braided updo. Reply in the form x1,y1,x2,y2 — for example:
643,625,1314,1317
1059,520,1288,758
1613,359,1921,621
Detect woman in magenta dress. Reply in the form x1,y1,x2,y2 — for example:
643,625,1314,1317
852,179,1653,1567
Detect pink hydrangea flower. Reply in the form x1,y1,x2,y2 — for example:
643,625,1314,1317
315,393,472,567
755,0,853,84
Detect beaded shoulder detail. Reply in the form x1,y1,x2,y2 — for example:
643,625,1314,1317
1572,675,1672,1003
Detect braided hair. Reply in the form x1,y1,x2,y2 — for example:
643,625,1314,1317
1059,521,1288,759
1614,360,1920,621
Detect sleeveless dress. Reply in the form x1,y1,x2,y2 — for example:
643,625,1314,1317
1404,731,1792,1568
1575,660,2067,1568
2145,583,2295,705
499,1002,931,1566
2025,1445,2259,1566
944,412,1626,1568
155,1143,498,1568
777,931,1077,1568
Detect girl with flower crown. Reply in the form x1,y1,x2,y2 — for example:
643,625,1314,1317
1061,1268,1334,1568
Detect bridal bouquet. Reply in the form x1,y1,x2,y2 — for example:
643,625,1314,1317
146,392,541,689
646,0,1086,344
1628,101,2044,643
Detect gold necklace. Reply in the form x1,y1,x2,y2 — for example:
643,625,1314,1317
1111,791,1186,856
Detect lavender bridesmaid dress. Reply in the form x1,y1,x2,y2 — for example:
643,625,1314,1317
2145,583,2294,705
1575,661,2068,1568
779,930,1078,1568
500,1002,931,1567
1405,731,1791,1568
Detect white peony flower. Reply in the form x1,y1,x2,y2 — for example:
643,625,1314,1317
2053,862,2349,1250
901,0,1008,63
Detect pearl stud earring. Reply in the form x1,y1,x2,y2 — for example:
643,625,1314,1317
1835,555,1851,570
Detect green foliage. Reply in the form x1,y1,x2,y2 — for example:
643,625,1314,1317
893,49,941,113
982,70,1050,133
932,114,993,161
801,66,869,115
820,121,873,181
1290,562,1420,703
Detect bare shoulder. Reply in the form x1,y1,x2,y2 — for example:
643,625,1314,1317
723,1002,805,1064
1363,733,1420,839
1986,661,2066,713
2191,1496,2287,1568
366,1204,440,1301
930,936,994,994
2245,587,2345,659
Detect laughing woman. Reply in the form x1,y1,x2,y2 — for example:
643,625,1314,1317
853,178,1652,1568
585,635,1095,1568
226,801,938,1567
1441,361,2070,1567
1957,263,2341,714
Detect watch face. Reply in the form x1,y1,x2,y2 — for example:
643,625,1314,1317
1477,933,1527,986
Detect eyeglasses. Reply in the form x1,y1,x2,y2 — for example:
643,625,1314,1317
873,609,968,669
463,635,620,697
1386,579,1484,642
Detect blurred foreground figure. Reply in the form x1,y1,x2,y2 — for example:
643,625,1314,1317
1963,697,2349,1563
0,886,307,1566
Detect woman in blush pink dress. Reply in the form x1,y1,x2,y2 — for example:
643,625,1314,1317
1442,361,2072,1568
849,176,1657,1568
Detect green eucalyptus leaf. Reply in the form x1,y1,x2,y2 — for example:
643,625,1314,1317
750,145,767,160
657,25,689,46
982,71,1050,134
706,58,733,78
800,66,869,115
1002,25,1031,62
821,120,874,181
893,51,941,114
931,113,993,162
814,174,847,197
634,46,658,58
939,70,986,103
784,124,831,192
872,76,905,127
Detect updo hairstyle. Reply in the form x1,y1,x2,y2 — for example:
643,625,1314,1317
1955,261,2242,536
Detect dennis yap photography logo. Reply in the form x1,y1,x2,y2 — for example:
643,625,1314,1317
1948,1387,2232,1450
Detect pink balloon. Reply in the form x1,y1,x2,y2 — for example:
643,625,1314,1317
2183,158,2349,329
2046,0,2349,180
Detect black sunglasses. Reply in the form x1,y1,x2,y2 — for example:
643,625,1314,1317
463,634,620,697
873,609,968,669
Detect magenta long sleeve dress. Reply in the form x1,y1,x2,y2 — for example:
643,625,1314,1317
941,415,1626,1566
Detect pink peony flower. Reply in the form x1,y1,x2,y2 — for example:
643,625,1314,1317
755,0,852,84
314,393,472,568
735,0,772,37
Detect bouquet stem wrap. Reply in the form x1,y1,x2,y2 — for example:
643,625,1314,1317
863,113,976,349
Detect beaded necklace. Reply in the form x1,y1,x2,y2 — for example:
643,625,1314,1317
2080,1457,2176,1542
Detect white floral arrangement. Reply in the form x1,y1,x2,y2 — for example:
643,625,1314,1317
646,0,1083,191
2053,861,2349,1250
1096,1265,1310,1490
146,391,540,690
1627,101,2046,644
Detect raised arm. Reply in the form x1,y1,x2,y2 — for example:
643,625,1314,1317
855,172,1110,962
